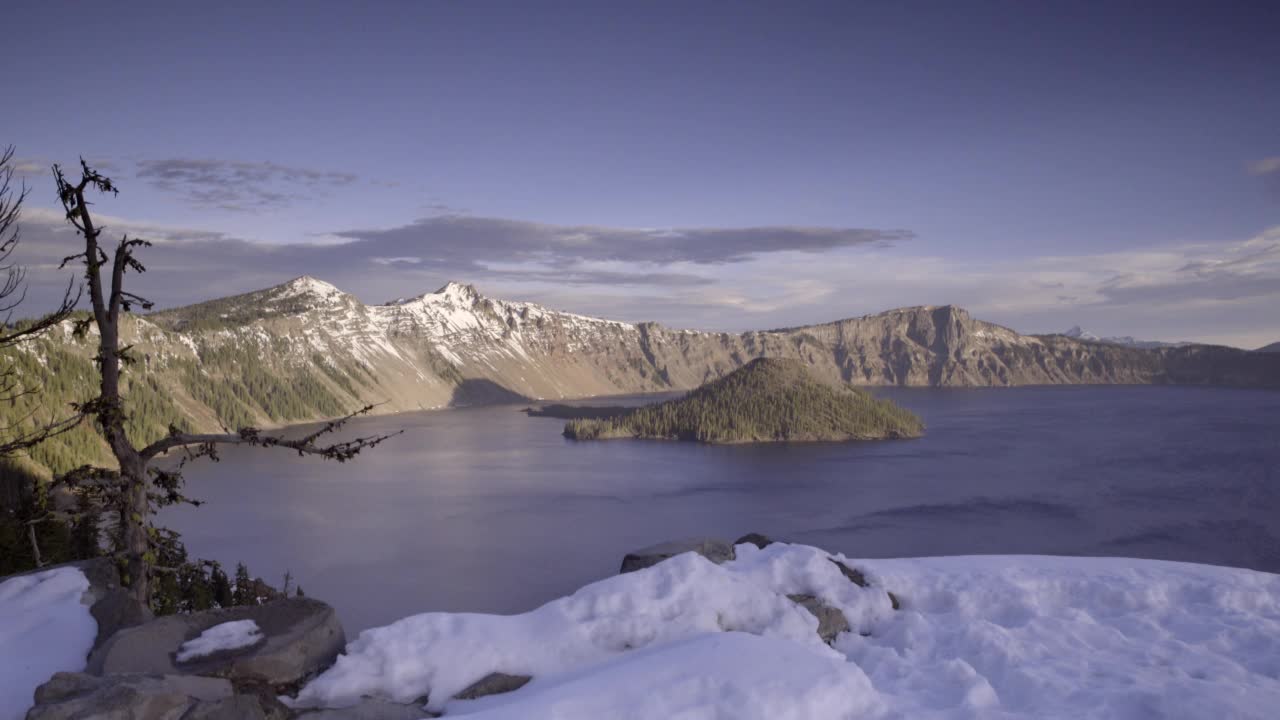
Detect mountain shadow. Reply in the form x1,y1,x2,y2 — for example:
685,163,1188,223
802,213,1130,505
448,378,532,408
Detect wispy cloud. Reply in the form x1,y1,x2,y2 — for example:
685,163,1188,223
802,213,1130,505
332,215,912,267
1250,155,1280,200
9,206,1278,348
135,158,359,212
1249,157,1280,176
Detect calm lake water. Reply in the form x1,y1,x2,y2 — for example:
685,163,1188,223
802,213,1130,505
162,386,1280,633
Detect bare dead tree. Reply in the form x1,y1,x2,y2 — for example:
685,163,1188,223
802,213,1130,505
0,145,83,459
51,158,399,606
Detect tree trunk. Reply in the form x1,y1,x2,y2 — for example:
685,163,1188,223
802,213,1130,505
118,456,150,606
27,520,43,569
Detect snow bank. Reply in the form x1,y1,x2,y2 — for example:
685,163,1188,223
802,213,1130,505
0,567,96,720
176,619,264,662
294,543,1280,719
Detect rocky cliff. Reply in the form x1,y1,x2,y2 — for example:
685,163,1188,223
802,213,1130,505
10,277,1279,455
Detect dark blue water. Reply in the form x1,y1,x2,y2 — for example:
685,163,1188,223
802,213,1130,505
163,386,1280,632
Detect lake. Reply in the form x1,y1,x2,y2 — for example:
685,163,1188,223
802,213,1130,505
162,385,1280,633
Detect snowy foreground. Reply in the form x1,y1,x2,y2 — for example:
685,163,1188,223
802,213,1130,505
293,543,1280,719
3,546,1280,720
0,567,95,720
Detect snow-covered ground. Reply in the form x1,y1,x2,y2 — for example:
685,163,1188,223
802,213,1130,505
0,567,95,720
4,547,1279,719
176,619,263,662
294,543,1280,719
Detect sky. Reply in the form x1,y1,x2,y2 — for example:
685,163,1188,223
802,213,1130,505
5,0,1279,347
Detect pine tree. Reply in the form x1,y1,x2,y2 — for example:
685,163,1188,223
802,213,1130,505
210,562,233,608
233,562,253,606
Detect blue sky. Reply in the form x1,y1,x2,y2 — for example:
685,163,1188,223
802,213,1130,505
7,1,1279,346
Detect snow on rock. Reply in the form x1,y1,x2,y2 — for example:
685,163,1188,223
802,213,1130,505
276,276,347,302
293,543,1280,719
0,567,96,720
291,545,871,713
175,619,264,662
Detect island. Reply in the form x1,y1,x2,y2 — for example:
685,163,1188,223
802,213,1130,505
560,358,925,443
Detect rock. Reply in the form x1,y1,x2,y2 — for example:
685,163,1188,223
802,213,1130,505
180,695,270,720
298,698,438,719
828,558,868,587
229,679,296,720
26,672,233,720
619,538,736,573
76,557,154,652
31,672,105,705
787,594,851,644
453,672,533,700
87,597,345,689
887,590,901,610
733,533,774,549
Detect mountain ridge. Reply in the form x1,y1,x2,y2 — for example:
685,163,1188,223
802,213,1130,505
1061,325,1195,350
6,276,1279,474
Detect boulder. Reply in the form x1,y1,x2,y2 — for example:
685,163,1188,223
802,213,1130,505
179,694,271,720
619,538,735,573
26,672,233,720
76,558,154,652
86,598,345,689
828,558,868,587
298,698,438,719
787,594,850,644
733,533,774,549
453,672,533,700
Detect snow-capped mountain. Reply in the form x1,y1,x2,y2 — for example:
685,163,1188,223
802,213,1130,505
1061,325,1194,349
11,277,1279,450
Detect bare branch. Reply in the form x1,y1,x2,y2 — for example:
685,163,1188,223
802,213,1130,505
140,403,401,462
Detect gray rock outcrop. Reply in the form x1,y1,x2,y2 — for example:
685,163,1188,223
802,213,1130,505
733,533,774,549
619,538,736,573
26,672,235,720
454,672,533,701
86,598,345,689
786,594,851,644
297,698,437,719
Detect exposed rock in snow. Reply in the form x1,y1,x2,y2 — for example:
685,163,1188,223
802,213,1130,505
26,672,235,720
619,537,737,573
454,672,533,701
89,597,345,688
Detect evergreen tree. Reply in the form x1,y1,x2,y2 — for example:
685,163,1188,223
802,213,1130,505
210,562,233,608
233,563,253,606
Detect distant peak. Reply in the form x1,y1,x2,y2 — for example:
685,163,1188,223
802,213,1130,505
1063,325,1098,340
275,275,345,299
384,281,483,307
432,281,482,302
436,281,479,295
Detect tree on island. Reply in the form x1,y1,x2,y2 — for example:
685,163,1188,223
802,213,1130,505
37,158,399,608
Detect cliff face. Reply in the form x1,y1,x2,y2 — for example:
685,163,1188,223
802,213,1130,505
18,278,1280,437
